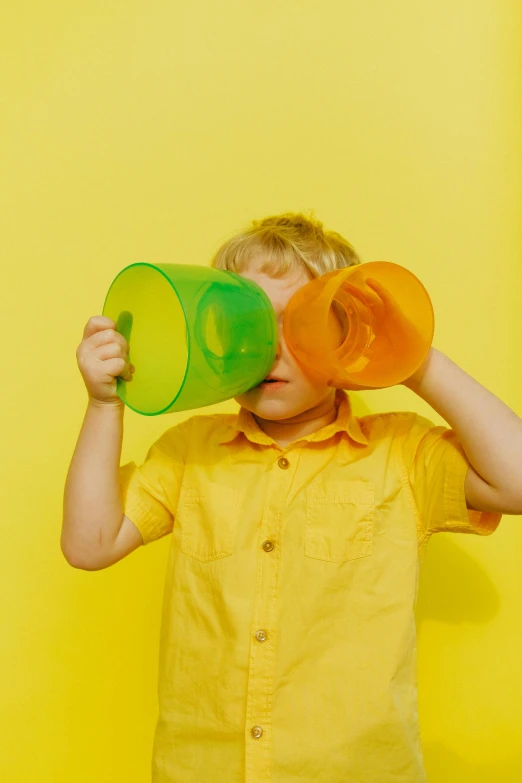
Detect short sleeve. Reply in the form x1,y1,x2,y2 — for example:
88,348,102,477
398,413,502,538
118,419,191,545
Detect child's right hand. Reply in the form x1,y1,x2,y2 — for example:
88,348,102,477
76,316,134,407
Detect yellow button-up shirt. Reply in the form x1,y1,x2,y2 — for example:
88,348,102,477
119,390,502,783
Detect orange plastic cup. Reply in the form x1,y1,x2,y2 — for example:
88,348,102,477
283,261,434,388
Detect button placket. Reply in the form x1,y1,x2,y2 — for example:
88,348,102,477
246,449,297,779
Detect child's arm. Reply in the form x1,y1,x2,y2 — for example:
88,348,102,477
61,400,142,570
401,347,522,515
61,315,142,569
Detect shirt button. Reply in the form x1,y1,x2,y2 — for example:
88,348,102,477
262,540,275,552
251,725,263,739
255,629,267,642
278,457,290,469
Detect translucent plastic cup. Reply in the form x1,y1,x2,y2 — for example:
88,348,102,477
283,261,434,388
102,263,277,415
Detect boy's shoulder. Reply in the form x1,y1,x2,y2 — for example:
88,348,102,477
355,409,439,443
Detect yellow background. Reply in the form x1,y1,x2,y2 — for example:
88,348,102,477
1,1,521,780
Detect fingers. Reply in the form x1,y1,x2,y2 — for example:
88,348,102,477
82,315,116,340
94,340,130,366
82,315,130,354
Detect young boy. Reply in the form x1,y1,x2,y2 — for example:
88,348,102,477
63,212,522,782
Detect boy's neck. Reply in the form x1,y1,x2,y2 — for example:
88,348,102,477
253,390,338,448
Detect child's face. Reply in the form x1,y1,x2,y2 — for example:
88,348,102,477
234,260,336,422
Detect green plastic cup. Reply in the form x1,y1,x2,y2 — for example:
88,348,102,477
102,263,278,415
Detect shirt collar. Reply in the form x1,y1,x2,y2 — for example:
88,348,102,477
218,388,369,448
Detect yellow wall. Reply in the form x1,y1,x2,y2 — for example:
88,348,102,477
1,1,521,780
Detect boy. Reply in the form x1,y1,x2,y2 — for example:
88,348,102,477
63,212,522,782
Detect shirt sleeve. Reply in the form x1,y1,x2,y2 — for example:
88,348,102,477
397,412,502,538
118,418,191,545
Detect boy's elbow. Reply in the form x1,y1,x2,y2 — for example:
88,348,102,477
60,540,107,571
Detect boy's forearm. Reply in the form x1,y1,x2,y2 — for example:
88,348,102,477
61,400,125,566
401,347,522,501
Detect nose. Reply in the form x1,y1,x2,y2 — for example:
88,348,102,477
274,320,285,361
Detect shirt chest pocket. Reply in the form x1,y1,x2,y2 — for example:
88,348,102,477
179,484,243,562
305,479,375,563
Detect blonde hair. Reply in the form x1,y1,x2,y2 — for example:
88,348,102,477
210,210,361,279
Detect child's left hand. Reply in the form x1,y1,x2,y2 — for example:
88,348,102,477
364,278,424,343
334,277,428,391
